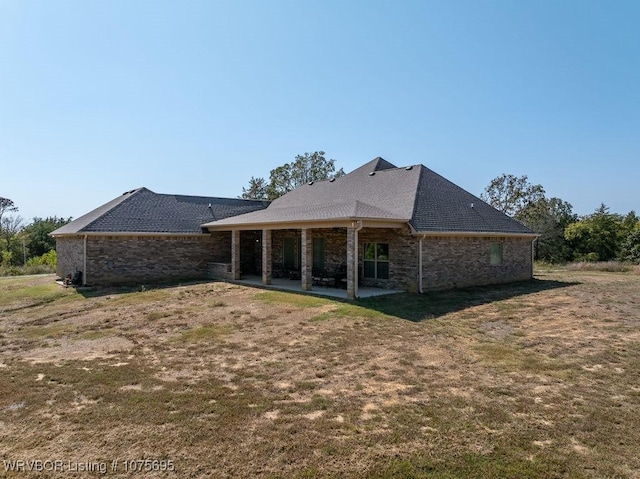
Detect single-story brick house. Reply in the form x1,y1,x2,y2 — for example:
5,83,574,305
51,188,269,286
52,158,536,297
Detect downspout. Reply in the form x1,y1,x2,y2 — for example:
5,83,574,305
83,234,87,286
418,236,424,293
354,220,363,299
531,237,537,279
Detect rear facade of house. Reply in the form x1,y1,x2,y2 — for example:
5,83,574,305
52,158,536,296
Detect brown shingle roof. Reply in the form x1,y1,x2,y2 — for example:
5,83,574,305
203,158,534,235
51,188,269,235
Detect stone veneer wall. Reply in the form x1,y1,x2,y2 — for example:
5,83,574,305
56,237,84,279
421,236,533,291
57,234,224,286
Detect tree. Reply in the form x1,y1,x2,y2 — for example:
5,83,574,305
240,177,268,200
481,174,545,218
259,151,345,200
619,211,640,263
619,228,640,264
0,215,24,266
0,197,18,224
518,197,576,262
0,197,20,267
22,216,72,258
564,204,624,262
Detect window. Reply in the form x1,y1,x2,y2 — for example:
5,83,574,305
490,243,503,265
363,242,389,279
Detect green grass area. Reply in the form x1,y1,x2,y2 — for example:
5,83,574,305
254,290,332,308
172,324,232,342
0,278,78,309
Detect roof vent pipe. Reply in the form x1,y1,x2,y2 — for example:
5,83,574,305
308,181,314,185
368,172,375,176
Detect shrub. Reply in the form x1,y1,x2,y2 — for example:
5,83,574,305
26,250,56,267
24,264,55,274
0,266,24,276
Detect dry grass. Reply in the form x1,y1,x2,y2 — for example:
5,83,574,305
1,272,639,478
566,261,636,273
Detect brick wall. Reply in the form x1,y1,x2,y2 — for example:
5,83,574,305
56,229,533,290
56,235,220,286
421,236,533,291
359,226,420,292
210,231,232,262
56,237,84,279
269,226,419,291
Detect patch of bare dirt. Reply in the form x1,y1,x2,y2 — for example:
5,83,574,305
18,336,135,363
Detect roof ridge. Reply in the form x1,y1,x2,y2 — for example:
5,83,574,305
52,187,144,235
80,188,147,232
348,157,398,176
408,165,427,231
160,192,270,203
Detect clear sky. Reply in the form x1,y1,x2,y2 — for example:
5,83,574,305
1,0,638,223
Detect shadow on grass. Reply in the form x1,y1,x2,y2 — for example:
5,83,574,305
357,278,579,322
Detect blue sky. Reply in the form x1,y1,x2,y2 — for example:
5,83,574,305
1,0,638,223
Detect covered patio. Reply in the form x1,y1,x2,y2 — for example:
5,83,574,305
230,275,403,299
205,220,407,299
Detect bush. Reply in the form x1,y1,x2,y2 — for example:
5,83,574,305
26,250,56,267
0,264,55,276
0,266,23,276
24,264,55,274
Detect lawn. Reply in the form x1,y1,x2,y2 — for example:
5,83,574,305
1,271,639,478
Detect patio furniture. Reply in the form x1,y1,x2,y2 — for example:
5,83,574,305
272,262,285,278
312,267,335,287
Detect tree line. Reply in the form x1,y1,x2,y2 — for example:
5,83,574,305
2,153,637,277
481,174,639,264
0,197,71,275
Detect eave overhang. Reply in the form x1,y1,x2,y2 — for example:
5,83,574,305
202,217,408,231
410,230,539,238
51,232,209,238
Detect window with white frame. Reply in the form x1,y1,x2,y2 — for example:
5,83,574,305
363,242,389,279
